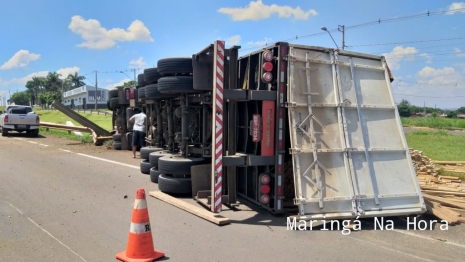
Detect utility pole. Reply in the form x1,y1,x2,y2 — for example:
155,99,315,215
338,25,345,50
95,71,98,110
132,68,136,87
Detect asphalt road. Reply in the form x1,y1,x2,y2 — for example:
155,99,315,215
1,134,465,262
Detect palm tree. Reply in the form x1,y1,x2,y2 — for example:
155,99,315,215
45,72,62,92
67,72,86,88
30,76,46,106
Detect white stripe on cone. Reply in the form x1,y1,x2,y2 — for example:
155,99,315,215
133,199,147,210
129,222,151,234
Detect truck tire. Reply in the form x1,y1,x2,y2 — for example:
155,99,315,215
140,160,151,174
126,133,133,150
109,89,119,98
158,76,199,94
144,84,175,99
30,129,39,137
138,86,146,99
157,57,193,76
158,174,192,195
1,127,8,136
158,155,205,175
113,142,122,150
107,99,112,110
149,151,173,168
109,97,119,109
140,147,163,160
144,68,162,84
150,167,162,183
112,133,121,142
137,73,147,87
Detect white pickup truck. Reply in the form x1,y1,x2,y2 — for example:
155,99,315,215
0,105,40,137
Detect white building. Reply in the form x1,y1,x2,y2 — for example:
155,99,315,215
63,85,109,109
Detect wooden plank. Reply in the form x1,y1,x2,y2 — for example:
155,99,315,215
432,161,465,165
423,194,465,209
439,175,461,180
422,190,465,197
148,191,230,226
424,201,458,224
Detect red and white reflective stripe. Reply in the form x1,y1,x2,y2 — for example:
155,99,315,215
133,199,147,209
129,222,151,234
213,40,225,213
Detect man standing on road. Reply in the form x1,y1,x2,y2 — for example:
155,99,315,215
129,108,146,158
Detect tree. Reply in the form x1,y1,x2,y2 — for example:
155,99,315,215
457,107,465,114
67,72,86,88
447,111,457,118
11,91,30,105
122,80,137,88
397,99,412,117
44,72,62,92
38,92,60,107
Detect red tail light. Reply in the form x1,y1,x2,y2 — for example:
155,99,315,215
4,114,8,123
36,116,40,124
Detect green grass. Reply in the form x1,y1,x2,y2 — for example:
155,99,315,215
402,117,465,129
405,130,465,179
39,128,94,143
36,109,113,131
405,130,465,161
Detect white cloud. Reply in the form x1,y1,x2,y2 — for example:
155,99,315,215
218,0,317,21
68,16,154,49
454,48,465,57
446,2,465,14
0,67,80,87
247,37,273,46
106,78,131,89
0,71,48,87
57,67,80,79
226,35,241,46
382,46,418,70
129,57,146,69
1,50,40,70
393,66,464,109
419,53,432,64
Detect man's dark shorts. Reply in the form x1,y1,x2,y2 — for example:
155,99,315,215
132,130,146,147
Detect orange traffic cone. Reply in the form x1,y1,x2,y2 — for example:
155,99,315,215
116,188,165,262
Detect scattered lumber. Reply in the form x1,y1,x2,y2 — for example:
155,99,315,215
409,149,465,224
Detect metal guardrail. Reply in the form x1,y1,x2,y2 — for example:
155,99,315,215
40,122,113,145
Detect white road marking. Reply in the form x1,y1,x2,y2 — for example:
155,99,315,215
59,149,73,153
393,229,465,249
27,218,87,261
38,143,49,147
76,153,139,169
349,236,434,262
8,202,23,214
6,200,87,262
14,137,24,140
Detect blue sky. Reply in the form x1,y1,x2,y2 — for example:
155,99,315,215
0,0,464,109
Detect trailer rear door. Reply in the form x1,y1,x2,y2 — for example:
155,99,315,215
286,45,425,220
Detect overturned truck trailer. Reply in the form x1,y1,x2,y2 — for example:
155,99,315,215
142,41,425,220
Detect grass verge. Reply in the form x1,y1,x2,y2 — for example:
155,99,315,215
402,117,465,129
36,109,113,131
406,130,465,179
39,127,94,143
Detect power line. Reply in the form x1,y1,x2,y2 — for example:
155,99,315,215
348,36,465,48
239,7,465,51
